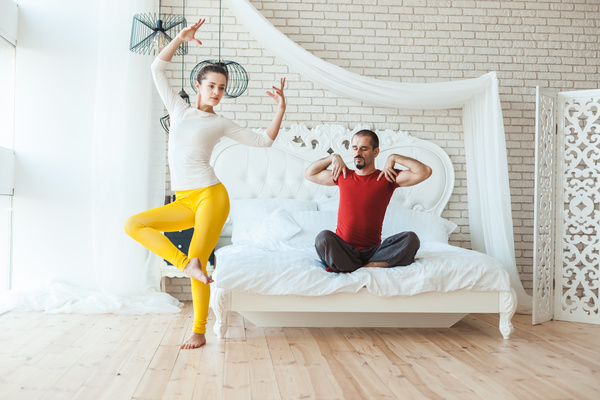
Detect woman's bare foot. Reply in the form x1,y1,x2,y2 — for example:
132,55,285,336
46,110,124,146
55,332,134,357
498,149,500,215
183,257,213,284
180,332,206,350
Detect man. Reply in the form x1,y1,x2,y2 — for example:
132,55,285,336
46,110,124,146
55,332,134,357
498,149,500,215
304,129,432,273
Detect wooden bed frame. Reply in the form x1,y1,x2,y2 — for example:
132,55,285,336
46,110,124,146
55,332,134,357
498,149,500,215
208,124,517,339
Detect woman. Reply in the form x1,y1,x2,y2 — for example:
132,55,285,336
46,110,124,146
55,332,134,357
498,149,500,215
125,18,286,349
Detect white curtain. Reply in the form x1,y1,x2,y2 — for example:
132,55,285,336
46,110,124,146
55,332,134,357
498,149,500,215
88,0,180,312
227,0,531,312
3,0,181,314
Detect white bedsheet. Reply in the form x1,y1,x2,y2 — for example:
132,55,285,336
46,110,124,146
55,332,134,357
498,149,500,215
213,242,511,297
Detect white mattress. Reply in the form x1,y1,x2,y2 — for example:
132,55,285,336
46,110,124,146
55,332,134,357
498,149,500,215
213,242,511,297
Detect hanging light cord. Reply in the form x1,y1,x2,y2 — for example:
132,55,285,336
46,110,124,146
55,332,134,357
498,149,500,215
219,0,222,62
181,0,186,90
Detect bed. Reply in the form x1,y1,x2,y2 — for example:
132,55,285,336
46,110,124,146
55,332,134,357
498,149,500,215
208,124,517,339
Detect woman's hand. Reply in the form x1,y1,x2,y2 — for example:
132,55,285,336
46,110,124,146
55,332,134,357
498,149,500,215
160,18,205,62
176,18,205,45
266,78,286,110
264,78,287,141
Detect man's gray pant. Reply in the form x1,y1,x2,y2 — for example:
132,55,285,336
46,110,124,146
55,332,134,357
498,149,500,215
315,230,420,273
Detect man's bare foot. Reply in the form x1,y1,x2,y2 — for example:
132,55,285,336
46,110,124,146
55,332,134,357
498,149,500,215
180,332,206,350
362,261,392,268
183,257,213,284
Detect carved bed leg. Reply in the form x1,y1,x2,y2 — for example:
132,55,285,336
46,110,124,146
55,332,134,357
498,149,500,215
211,287,230,338
499,288,517,339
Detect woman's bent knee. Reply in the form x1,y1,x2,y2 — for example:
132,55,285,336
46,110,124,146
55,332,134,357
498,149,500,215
124,216,143,237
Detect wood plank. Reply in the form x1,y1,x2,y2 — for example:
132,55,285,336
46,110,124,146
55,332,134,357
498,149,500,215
286,327,344,400
371,327,479,400
42,314,134,400
160,305,202,400
471,314,600,397
0,312,54,400
419,328,523,399
1,313,128,400
194,309,226,399
459,315,598,398
314,327,396,400
0,313,92,399
24,314,105,396
245,321,282,400
265,326,312,399
132,304,193,400
440,317,559,399
340,327,446,400
68,314,158,400
0,311,54,357
222,312,251,399
161,347,201,399
483,313,600,365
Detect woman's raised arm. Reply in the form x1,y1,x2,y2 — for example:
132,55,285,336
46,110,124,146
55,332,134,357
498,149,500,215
158,17,205,62
264,77,286,141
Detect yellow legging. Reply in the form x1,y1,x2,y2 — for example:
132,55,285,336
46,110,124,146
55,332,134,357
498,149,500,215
124,183,229,334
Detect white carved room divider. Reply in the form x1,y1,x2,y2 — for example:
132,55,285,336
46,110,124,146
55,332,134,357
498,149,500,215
533,88,600,325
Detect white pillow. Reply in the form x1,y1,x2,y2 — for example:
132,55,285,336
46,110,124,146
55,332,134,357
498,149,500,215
316,194,339,211
229,199,317,245
289,210,337,244
231,207,300,245
382,203,457,244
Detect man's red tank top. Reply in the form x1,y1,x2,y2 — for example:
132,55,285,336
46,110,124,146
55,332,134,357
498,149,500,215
335,169,397,250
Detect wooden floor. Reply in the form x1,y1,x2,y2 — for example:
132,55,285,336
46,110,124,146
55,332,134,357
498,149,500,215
0,304,599,400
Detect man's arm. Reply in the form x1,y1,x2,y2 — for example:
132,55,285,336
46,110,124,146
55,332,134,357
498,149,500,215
377,154,432,186
304,154,347,186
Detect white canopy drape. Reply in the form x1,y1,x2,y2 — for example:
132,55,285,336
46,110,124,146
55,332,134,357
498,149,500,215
227,0,531,312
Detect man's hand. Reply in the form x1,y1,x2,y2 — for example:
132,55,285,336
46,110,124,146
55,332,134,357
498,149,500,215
304,154,347,186
377,156,398,183
377,154,432,186
331,154,348,181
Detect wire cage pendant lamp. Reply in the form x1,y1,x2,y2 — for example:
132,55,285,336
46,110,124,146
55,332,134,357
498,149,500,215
190,0,248,99
129,0,188,56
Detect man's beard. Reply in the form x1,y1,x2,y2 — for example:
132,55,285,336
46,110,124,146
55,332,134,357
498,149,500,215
354,157,365,170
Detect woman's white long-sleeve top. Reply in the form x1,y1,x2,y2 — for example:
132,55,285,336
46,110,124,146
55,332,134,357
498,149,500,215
151,58,273,191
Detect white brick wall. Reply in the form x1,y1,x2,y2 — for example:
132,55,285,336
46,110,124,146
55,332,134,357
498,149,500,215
159,0,600,299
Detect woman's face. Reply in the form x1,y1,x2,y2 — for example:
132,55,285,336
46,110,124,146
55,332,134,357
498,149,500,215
195,72,227,107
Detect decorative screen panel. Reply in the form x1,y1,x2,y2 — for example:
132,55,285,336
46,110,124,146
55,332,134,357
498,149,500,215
533,88,557,325
555,92,600,324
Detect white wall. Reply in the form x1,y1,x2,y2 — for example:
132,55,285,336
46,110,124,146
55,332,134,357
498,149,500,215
0,0,18,44
12,1,100,289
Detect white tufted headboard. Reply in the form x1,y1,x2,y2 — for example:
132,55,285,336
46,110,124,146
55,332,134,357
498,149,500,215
211,123,454,217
